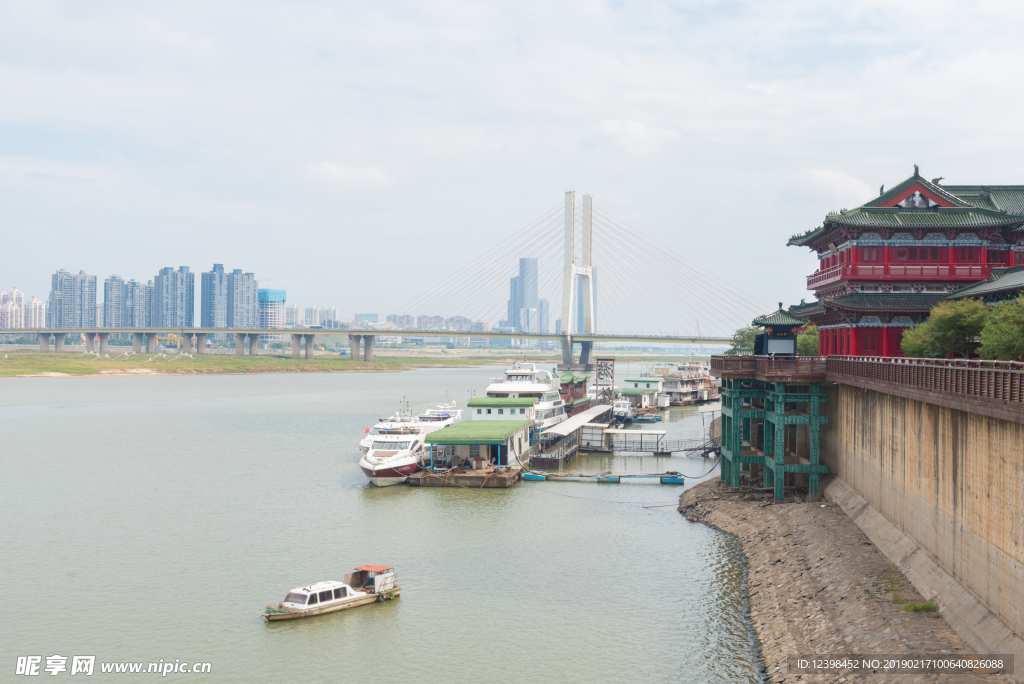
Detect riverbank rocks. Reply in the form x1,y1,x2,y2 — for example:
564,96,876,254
679,480,1002,684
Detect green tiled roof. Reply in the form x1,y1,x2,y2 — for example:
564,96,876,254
467,397,537,408
424,420,531,445
947,266,1024,299
752,307,807,326
788,172,1024,248
558,370,591,384
566,397,592,406
789,300,824,317
823,293,946,311
862,173,973,209
618,387,655,397
625,377,661,384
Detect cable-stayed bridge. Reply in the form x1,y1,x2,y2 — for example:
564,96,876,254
24,191,767,364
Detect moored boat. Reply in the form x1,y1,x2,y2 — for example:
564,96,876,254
263,566,399,621
358,401,463,486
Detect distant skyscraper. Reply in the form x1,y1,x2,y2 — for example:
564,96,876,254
49,269,97,328
201,264,228,329
103,275,128,328
355,313,378,325
505,258,539,333
153,267,195,328
285,304,301,327
126,280,153,327
258,289,286,340
538,298,549,334
226,269,257,328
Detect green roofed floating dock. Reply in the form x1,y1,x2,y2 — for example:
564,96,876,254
413,420,532,487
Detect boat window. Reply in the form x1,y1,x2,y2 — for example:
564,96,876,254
519,409,525,415
370,428,380,435
334,587,347,599
318,590,333,602
470,445,480,458
498,409,503,414
372,441,411,450
476,409,481,414
284,592,308,604
308,593,319,605
486,409,492,414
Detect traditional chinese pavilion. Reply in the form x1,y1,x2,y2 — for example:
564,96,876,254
788,166,1024,356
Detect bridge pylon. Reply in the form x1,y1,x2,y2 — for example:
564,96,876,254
558,191,596,371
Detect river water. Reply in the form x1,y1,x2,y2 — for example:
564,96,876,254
2,367,761,683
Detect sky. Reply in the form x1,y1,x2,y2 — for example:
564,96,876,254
3,0,1024,336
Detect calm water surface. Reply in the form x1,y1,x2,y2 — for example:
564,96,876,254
2,367,760,683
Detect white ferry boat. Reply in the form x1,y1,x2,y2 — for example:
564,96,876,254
358,401,462,486
263,565,399,621
480,363,567,430
613,398,636,421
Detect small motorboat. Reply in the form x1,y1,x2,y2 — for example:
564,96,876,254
263,566,400,621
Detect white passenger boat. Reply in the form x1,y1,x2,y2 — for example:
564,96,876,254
263,566,399,621
613,398,636,421
480,363,567,430
358,401,462,486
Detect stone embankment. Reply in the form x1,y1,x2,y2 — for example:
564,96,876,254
679,480,1003,683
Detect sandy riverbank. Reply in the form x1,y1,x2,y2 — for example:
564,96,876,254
679,479,1002,683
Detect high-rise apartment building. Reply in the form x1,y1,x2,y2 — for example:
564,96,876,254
285,304,301,327
125,280,153,327
103,275,128,328
201,264,228,329
538,298,550,334
153,267,194,328
24,297,46,328
470,318,490,346
49,269,97,328
226,270,257,328
258,289,286,340
416,315,443,329
355,313,378,325
386,314,414,328
0,288,25,329
0,299,22,328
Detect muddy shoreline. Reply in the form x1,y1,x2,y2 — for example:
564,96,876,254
679,480,1002,683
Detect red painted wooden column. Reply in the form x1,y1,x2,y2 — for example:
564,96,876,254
883,243,891,276
849,327,859,356
882,326,890,357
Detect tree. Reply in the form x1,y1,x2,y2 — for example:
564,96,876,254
726,326,759,355
899,322,941,358
900,298,989,358
979,295,1024,361
797,325,819,356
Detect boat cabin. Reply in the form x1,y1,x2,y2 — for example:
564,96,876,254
467,397,536,421
281,580,360,609
367,434,423,455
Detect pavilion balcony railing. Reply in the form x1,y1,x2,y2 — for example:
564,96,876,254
806,263,990,288
710,355,827,382
826,355,1024,406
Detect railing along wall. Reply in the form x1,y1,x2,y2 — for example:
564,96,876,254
710,355,827,382
826,355,1024,424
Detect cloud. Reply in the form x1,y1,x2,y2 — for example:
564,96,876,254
307,162,392,186
794,169,875,209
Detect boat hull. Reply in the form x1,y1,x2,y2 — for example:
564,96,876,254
359,461,421,487
264,589,400,621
